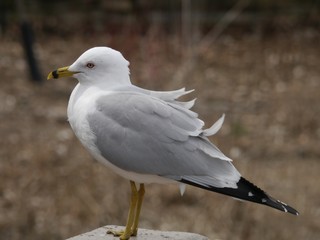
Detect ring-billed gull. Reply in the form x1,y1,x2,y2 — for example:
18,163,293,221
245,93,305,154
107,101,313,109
47,47,298,240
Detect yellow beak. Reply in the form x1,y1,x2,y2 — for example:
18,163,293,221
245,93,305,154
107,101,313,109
47,66,77,80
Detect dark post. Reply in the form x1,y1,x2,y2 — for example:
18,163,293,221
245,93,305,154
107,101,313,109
15,0,42,83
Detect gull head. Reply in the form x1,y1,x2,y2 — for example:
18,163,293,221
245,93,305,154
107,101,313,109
47,47,131,86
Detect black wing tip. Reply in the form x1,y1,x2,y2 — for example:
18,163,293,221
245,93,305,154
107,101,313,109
179,176,299,215
238,177,299,216
262,196,299,215
273,199,299,216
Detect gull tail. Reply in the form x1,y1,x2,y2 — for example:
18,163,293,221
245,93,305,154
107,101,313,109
179,177,299,215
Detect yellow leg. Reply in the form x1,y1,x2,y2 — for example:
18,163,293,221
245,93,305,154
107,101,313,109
131,184,145,236
107,181,139,240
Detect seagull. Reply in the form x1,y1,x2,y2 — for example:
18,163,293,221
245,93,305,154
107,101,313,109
48,47,298,240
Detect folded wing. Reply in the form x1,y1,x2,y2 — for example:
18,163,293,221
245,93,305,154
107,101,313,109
88,91,240,188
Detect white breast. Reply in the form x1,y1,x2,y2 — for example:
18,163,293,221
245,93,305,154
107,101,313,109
67,84,103,154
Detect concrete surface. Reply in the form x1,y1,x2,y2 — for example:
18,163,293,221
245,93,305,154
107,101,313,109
66,225,209,240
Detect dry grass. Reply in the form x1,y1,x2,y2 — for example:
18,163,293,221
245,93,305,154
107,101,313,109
0,28,319,240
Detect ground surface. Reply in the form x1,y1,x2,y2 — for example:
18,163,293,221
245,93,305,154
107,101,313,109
67,225,209,240
0,29,319,240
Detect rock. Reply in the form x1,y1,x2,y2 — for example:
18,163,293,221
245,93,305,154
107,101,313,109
66,225,209,240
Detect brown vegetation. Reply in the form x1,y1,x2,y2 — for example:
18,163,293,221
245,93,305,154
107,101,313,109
0,23,319,240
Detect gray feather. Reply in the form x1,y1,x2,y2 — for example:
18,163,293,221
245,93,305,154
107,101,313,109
88,91,240,187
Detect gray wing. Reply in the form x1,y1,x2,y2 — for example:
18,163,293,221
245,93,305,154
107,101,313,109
88,91,240,188
113,85,197,109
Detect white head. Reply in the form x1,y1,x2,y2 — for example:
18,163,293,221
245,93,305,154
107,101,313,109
47,47,131,87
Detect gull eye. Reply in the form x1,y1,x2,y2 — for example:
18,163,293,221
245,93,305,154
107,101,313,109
86,62,95,69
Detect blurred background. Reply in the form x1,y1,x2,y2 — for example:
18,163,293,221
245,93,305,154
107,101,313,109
0,0,319,239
